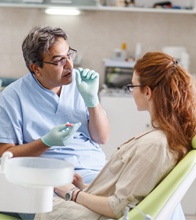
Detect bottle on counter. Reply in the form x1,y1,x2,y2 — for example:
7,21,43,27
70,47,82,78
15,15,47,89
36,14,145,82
113,42,127,61
121,42,127,60
135,42,142,60
124,0,135,7
113,43,127,61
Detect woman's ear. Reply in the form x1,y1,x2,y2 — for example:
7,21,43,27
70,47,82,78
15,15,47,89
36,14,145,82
30,63,41,76
145,86,152,100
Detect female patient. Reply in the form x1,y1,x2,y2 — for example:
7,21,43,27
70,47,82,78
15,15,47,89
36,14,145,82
35,52,196,220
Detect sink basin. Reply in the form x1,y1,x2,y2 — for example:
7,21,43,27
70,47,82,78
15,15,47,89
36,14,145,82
0,153,74,213
5,157,74,187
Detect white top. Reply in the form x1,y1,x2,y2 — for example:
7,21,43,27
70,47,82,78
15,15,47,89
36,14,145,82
35,127,177,220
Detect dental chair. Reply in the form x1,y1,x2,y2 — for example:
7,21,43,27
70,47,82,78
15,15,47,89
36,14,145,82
0,215,20,220
0,77,18,88
120,136,196,220
1,138,196,220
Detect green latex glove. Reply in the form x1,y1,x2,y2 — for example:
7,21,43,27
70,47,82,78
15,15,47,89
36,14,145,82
75,68,99,108
41,122,81,147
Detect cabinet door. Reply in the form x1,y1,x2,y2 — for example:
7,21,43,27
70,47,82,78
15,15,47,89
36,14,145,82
100,95,150,159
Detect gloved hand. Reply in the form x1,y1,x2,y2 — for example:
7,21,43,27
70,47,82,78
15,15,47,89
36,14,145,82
75,68,99,108
41,122,81,147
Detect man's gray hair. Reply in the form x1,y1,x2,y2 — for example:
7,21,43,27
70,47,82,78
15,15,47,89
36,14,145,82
22,25,68,73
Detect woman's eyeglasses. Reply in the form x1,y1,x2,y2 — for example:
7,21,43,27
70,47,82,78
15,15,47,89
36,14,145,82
42,47,77,67
127,83,142,92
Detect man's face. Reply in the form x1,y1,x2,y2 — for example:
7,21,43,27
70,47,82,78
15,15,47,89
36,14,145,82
34,37,74,91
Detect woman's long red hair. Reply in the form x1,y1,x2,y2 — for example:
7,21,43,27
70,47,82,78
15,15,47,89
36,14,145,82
134,52,196,162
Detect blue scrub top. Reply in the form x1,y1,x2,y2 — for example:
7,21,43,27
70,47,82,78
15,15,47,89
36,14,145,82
0,70,106,173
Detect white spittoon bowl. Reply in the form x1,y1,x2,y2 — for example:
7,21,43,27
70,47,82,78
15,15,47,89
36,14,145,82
5,157,74,187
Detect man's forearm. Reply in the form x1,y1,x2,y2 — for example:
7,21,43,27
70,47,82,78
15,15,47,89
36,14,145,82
0,139,48,157
88,103,110,144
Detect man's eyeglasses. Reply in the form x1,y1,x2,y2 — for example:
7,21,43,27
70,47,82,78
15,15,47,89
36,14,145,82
127,83,142,92
43,47,77,67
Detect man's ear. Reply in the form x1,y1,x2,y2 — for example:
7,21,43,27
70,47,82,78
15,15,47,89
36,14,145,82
145,86,152,100
30,63,41,76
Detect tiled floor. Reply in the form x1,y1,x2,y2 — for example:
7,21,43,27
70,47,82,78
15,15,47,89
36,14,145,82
186,216,196,220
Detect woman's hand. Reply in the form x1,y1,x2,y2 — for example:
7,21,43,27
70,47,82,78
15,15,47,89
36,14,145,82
73,173,87,190
54,183,75,199
54,177,116,218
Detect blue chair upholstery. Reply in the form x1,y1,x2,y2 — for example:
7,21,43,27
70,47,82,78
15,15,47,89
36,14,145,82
0,77,17,87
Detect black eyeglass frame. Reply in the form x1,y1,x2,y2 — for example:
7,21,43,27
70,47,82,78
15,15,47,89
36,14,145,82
126,83,142,92
42,47,77,66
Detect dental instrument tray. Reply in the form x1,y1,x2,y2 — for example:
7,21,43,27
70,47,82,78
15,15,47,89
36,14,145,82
4,157,74,187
